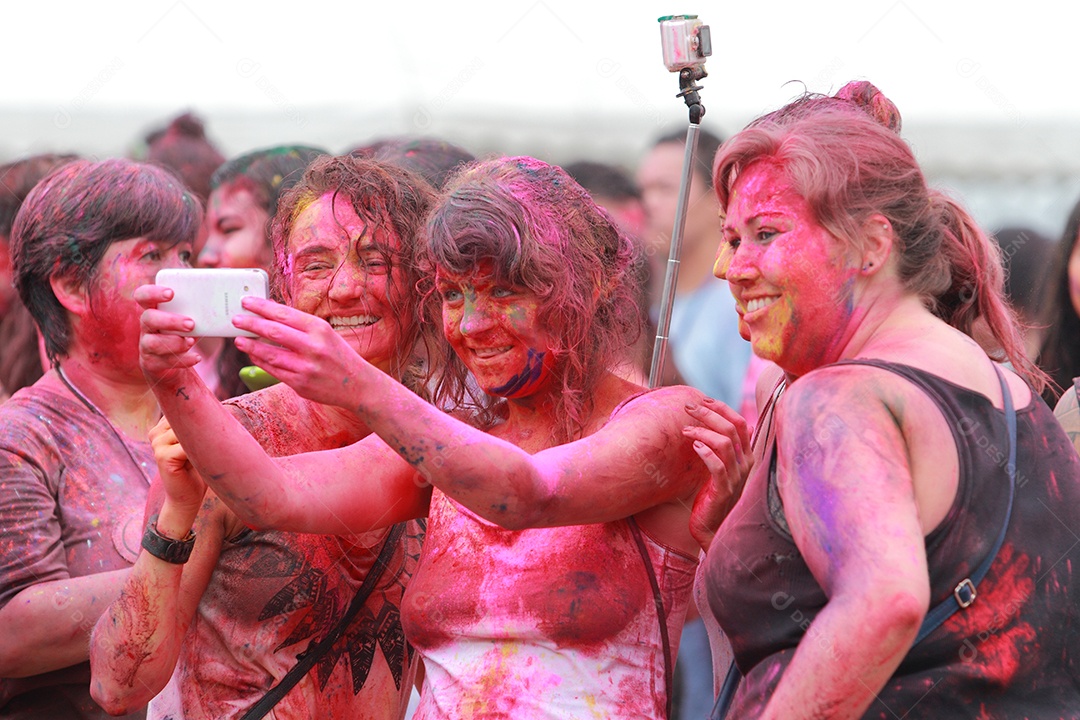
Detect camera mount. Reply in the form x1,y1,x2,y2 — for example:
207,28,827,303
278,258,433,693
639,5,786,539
676,65,707,124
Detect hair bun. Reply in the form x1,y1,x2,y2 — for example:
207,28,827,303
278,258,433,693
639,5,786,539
834,81,902,133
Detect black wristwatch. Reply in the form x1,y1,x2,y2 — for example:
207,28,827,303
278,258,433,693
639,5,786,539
141,515,196,564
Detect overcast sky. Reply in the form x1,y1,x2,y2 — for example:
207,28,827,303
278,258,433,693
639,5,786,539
4,0,1077,132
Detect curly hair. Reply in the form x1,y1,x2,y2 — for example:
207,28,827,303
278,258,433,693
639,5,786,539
11,158,202,366
712,81,1045,391
422,155,646,443
269,155,437,395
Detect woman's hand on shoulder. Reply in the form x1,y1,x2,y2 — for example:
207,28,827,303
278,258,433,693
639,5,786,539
682,397,753,551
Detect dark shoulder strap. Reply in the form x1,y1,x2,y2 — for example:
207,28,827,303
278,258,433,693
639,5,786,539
239,522,406,720
627,517,673,720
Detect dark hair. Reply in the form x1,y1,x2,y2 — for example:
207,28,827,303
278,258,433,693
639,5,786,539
563,161,641,202
991,226,1054,322
423,156,645,442
211,145,326,217
11,158,202,365
713,81,1045,391
144,112,225,203
1036,199,1080,403
352,137,475,191
0,154,80,239
270,155,437,392
652,126,725,189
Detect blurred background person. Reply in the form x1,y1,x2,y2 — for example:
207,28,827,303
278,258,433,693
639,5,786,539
565,159,652,386
0,158,200,719
1036,197,1080,406
141,112,225,206
0,153,79,402
140,112,225,261
636,128,763,425
991,225,1054,360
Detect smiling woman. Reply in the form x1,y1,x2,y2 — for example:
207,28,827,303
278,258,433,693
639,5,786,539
692,81,1080,719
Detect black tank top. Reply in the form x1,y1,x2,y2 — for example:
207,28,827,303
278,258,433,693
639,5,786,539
702,360,1080,718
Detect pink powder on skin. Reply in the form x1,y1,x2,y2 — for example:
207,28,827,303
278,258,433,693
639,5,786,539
721,160,864,378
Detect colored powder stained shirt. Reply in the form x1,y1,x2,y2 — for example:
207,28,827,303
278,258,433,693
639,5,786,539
148,383,422,720
702,360,1080,718
0,375,151,720
402,489,697,719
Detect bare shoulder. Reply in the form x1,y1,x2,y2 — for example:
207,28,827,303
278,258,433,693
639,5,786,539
618,383,706,413
778,364,900,421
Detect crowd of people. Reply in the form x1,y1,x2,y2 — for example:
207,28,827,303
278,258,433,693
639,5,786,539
1,78,1079,720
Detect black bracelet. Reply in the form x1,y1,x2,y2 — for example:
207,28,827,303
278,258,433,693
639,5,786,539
141,515,196,564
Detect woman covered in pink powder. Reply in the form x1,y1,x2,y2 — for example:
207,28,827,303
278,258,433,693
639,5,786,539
0,159,201,719
690,82,1080,718
135,155,751,719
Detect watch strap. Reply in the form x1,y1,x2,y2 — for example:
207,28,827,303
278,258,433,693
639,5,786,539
141,515,196,564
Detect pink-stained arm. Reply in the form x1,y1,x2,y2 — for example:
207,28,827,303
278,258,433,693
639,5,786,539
758,367,930,720
0,570,130,677
89,422,229,714
1054,387,1080,457
232,297,748,542
134,284,430,536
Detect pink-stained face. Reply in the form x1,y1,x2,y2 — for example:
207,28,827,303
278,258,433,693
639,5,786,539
1069,231,1080,319
283,192,407,372
83,237,193,372
198,182,272,269
436,263,557,399
717,160,861,377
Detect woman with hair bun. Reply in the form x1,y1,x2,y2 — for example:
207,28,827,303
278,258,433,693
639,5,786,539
691,82,1080,718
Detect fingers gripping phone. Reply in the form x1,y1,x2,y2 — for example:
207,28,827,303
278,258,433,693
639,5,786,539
155,268,269,338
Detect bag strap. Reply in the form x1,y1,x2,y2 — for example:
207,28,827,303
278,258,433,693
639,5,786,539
239,522,406,720
710,366,1018,719
627,517,674,720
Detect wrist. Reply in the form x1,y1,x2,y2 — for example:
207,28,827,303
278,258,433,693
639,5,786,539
142,514,196,564
157,501,199,540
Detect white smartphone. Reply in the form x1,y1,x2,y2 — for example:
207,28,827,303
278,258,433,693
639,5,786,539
155,268,269,338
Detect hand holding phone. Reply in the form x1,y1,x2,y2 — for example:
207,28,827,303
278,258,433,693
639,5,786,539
155,268,269,337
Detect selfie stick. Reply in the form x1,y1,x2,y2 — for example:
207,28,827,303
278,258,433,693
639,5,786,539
648,64,707,388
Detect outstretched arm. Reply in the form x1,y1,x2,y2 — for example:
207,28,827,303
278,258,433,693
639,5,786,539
759,368,929,720
135,284,429,535
233,297,750,537
90,421,228,714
